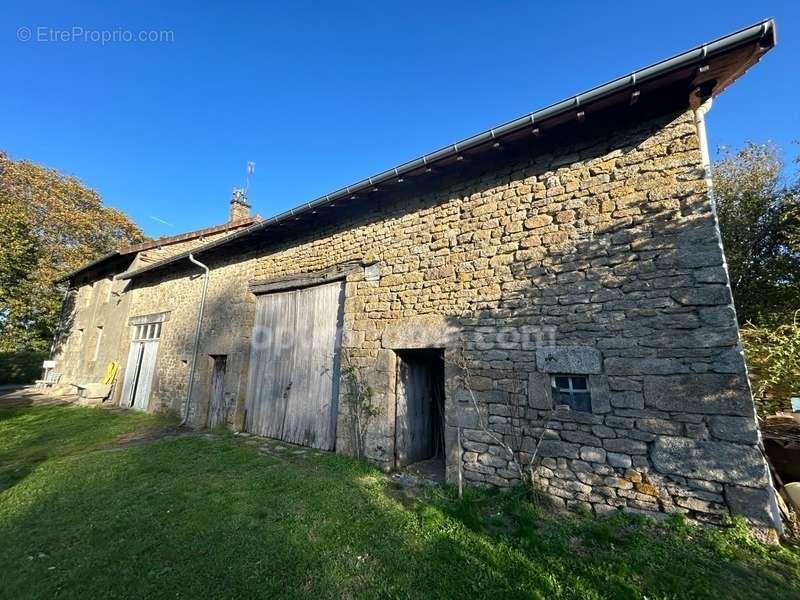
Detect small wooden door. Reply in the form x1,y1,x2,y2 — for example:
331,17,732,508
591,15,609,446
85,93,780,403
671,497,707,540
245,281,344,450
395,349,445,468
120,322,161,411
207,355,227,427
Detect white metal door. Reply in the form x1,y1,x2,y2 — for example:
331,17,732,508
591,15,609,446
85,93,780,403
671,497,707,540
245,281,344,450
120,341,143,408
132,341,158,410
120,321,162,411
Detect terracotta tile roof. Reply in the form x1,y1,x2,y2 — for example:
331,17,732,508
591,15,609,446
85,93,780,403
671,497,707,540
56,216,260,284
120,217,260,254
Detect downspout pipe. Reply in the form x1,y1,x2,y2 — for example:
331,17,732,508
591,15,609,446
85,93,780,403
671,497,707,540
693,99,714,191
694,100,784,534
180,253,210,427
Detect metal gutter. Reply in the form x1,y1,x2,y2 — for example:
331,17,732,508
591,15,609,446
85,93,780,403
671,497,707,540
117,18,776,282
181,253,211,427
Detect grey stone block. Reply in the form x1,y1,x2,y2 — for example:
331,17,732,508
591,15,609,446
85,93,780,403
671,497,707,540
552,409,603,425
610,391,644,409
725,484,779,527
528,372,552,409
627,429,657,442
710,347,746,374
605,357,686,376
588,375,612,414
709,416,759,444
607,377,642,391
698,306,736,327
636,418,683,435
603,438,648,455
643,374,753,416
536,346,602,374
381,315,458,349
607,452,632,468
650,437,768,486
591,425,616,439
462,441,489,453
580,446,606,463
538,440,581,459
684,423,709,439
670,285,731,306
561,430,602,446
605,416,634,429
478,453,509,469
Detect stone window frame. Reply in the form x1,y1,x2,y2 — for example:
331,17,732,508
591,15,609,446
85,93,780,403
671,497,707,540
551,374,592,412
529,344,611,415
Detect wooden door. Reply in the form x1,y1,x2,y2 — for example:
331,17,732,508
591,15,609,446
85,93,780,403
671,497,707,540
395,349,445,467
245,281,344,450
207,355,227,427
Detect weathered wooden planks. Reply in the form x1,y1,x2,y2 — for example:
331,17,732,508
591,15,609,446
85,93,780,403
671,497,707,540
248,262,362,295
245,280,344,450
395,350,444,467
207,356,227,427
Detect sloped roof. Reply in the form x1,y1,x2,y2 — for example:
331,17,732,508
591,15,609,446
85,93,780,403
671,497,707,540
116,19,777,282
56,216,260,284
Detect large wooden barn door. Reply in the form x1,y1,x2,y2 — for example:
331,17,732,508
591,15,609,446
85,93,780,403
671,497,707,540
245,281,344,450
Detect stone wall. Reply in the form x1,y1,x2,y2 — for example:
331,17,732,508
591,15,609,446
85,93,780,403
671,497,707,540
122,254,257,422
52,274,133,385
53,228,244,395
116,109,775,528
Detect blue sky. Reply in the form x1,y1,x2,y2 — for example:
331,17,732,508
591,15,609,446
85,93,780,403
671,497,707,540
3,1,798,238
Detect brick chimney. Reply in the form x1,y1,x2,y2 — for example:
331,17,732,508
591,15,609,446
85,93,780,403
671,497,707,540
229,187,251,222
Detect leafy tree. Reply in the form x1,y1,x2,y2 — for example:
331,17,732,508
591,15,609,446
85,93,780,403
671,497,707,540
713,143,800,325
714,143,800,414
0,151,144,353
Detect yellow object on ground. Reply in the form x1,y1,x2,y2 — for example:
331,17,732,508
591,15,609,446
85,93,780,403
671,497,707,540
101,362,119,385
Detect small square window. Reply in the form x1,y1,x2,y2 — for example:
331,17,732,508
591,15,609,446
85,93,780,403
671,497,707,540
551,375,592,412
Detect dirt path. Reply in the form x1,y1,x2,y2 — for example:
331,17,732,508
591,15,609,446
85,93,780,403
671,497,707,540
0,385,77,409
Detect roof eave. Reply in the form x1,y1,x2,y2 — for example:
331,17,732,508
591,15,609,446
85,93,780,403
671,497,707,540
116,18,777,282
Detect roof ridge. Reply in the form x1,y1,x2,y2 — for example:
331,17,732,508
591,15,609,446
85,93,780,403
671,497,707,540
121,216,260,254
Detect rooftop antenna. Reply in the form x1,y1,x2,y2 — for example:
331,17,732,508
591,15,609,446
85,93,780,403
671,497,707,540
244,161,255,195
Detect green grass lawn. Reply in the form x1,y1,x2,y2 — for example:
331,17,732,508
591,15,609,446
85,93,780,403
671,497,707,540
1,404,799,599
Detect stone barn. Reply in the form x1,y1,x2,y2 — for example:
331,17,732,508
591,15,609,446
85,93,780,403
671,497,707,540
52,20,781,529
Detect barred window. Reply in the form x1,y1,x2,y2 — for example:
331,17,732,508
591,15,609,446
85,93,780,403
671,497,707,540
133,322,161,341
552,375,591,412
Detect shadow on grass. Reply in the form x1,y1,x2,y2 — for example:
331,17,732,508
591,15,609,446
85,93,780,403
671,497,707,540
0,405,173,493
0,429,798,600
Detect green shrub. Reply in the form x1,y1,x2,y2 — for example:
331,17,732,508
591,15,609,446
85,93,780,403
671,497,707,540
0,351,48,385
741,320,800,416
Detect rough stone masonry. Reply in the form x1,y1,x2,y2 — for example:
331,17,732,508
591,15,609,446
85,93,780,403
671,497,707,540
53,22,781,532
112,110,776,530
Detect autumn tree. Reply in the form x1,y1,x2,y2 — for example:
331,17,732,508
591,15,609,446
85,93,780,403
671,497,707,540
0,151,144,353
